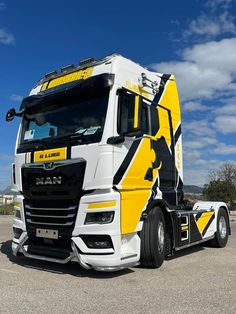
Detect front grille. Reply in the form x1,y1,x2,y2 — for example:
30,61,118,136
21,158,86,256
24,199,78,239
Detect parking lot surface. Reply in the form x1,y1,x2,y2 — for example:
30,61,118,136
0,215,236,314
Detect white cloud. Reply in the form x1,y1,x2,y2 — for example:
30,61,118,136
151,38,236,101
214,115,236,133
213,143,236,154
184,12,236,38
214,101,236,115
0,28,15,45
183,119,216,137
182,101,208,112
10,94,23,102
183,148,201,161
184,137,217,149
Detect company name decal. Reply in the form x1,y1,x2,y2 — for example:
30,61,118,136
34,148,66,162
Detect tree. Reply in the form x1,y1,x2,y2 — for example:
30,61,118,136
208,163,236,185
204,163,236,210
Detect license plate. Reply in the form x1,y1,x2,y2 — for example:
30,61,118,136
36,228,58,239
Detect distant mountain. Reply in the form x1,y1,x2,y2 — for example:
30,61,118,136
183,185,203,194
0,186,18,195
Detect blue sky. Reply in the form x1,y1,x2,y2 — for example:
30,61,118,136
0,0,236,189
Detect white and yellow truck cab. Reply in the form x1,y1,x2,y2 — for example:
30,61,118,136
6,54,230,271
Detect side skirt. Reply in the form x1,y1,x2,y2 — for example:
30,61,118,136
175,235,215,251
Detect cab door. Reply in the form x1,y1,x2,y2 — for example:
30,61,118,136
113,89,159,234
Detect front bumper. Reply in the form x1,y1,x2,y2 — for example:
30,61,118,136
12,232,140,271
12,190,141,271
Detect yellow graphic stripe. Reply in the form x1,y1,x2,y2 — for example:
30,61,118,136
196,212,215,234
133,96,139,128
120,138,157,190
121,189,151,234
34,147,66,163
155,107,172,146
88,201,116,209
120,138,161,234
125,81,150,98
40,67,93,91
41,82,48,91
158,77,181,134
181,225,188,231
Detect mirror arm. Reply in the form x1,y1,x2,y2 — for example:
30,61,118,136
107,135,125,145
15,111,23,117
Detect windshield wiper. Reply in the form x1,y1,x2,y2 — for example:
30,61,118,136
20,131,95,152
21,138,50,150
60,132,91,143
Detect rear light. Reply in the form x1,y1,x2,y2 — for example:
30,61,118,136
85,211,114,225
80,235,113,249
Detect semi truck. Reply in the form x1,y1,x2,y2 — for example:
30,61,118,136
6,54,230,271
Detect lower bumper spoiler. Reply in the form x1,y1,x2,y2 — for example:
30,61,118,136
12,232,139,272
12,232,91,269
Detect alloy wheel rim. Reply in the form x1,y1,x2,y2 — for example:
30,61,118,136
158,221,165,253
219,216,227,239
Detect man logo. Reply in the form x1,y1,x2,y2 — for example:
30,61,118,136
36,176,62,186
44,162,54,170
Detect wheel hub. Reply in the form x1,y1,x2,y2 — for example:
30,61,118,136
158,221,165,253
219,216,227,239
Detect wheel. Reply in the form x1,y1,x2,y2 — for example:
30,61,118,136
140,207,166,268
210,207,229,248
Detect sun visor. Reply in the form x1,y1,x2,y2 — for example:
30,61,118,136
20,73,115,110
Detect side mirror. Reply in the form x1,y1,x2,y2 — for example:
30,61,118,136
6,108,22,122
6,108,16,122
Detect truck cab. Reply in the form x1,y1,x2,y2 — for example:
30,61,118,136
7,54,230,271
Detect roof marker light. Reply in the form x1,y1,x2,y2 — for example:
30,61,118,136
61,64,76,73
44,70,57,79
79,57,95,67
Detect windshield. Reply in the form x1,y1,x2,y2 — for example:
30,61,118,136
18,91,109,152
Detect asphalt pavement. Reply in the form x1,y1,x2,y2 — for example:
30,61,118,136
0,215,235,314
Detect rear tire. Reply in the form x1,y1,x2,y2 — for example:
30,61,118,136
140,207,166,268
210,207,229,248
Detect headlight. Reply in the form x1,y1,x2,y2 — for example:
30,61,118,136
85,211,114,225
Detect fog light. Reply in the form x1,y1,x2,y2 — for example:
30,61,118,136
13,227,23,239
85,211,114,225
80,235,113,249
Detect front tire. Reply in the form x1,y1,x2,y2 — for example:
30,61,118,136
210,207,229,248
140,207,166,268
